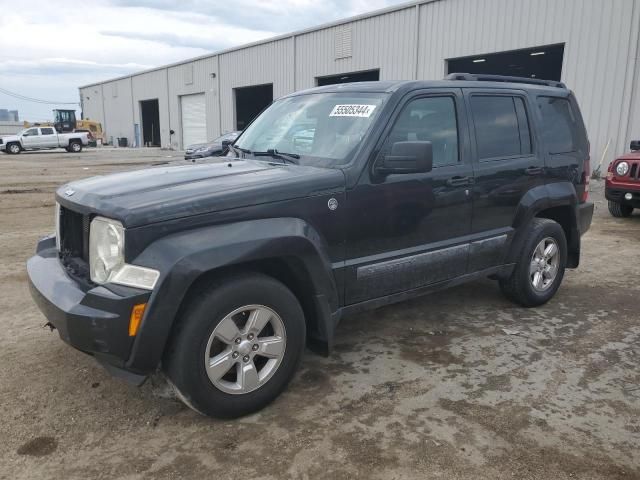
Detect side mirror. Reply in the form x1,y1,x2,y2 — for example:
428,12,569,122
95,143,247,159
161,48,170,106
221,139,232,148
377,141,433,175
631,140,640,151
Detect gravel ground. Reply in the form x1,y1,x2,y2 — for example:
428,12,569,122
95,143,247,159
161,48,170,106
1,148,639,480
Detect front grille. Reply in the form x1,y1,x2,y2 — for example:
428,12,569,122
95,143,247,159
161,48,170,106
59,206,90,261
629,162,640,181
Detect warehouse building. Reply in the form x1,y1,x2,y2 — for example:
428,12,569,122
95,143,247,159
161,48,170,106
79,0,640,169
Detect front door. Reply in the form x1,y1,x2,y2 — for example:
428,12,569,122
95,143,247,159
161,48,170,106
21,128,40,148
345,89,474,304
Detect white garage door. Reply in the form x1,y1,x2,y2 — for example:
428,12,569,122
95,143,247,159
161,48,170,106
181,93,207,148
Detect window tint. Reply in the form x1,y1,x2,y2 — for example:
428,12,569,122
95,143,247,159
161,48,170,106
385,96,459,167
41,128,55,135
537,96,580,154
471,96,532,160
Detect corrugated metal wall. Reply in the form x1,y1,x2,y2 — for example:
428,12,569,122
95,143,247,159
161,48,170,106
167,56,220,150
417,0,640,171
131,70,170,147
294,7,417,89
218,38,294,133
79,86,104,129
79,0,640,161
101,78,134,145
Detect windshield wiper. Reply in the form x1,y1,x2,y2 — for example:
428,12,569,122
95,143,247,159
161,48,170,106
252,149,300,165
228,144,252,157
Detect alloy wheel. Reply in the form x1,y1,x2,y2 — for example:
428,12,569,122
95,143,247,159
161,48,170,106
204,305,286,394
529,237,559,291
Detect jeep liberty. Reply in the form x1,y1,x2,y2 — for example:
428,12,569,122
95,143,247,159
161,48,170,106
606,140,640,217
27,74,594,418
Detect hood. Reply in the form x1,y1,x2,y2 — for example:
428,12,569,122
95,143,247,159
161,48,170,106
57,159,345,227
185,142,211,151
618,151,640,161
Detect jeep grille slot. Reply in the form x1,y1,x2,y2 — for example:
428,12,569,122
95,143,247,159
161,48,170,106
630,162,639,180
59,206,89,261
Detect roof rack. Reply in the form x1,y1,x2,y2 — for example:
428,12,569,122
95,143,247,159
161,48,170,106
445,73,566,89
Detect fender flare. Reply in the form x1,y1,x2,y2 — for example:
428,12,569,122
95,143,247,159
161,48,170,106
507,182,580,266
125,217,339,373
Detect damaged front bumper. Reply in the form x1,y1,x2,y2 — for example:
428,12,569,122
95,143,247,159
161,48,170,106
27,235,151,385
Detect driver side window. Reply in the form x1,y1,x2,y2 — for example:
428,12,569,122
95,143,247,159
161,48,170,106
24,128,39,136
382,96,459,167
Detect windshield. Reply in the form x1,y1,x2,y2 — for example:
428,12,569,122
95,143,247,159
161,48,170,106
233,92,387,167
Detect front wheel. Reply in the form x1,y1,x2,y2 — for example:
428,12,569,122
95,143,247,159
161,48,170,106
500,218,567,307
69,141,82,153
608,201,633,218
6,143,21,154
164,273,306,418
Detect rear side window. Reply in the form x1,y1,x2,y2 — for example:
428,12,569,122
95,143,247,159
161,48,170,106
537,96,581,154
41,128,55,135
470,96,532,160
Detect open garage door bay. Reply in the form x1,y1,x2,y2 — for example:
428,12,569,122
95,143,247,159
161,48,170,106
181,93,207,148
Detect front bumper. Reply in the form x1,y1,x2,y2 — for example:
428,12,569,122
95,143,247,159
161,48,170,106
605,181,640,207
27,236,151,383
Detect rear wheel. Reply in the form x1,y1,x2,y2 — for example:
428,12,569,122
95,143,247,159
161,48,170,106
500,218,567,307
164,273,305,418
69,141,82,153
608,200,633,218
7,143,21,154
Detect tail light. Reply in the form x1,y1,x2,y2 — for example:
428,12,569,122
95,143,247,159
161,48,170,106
581,148,590,203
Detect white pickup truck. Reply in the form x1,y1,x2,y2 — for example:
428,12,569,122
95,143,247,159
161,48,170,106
0,127,89,154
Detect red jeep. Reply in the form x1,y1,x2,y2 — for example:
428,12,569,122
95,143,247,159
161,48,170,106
606,140,640,217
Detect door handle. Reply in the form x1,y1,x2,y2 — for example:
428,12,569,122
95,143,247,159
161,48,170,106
446,176,474,187
524,166,543,176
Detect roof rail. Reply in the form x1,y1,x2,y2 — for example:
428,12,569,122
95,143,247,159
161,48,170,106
445,73,566,89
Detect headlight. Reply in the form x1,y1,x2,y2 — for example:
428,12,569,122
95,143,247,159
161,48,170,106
89,217,125,284
89,216,159,290
616,161,629,176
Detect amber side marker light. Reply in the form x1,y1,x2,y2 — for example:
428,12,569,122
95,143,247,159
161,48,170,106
129,303,147,337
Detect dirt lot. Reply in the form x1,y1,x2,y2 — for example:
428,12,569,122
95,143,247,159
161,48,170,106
1,148,639,480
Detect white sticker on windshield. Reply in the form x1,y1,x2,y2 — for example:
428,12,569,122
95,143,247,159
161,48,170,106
329,104,377,118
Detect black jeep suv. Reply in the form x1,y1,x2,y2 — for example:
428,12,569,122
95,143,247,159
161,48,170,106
28,74,593,418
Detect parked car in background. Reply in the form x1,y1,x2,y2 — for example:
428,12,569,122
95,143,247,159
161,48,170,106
0,127,89,154
28,75,592,419
605,140,640,217
184,131,240,160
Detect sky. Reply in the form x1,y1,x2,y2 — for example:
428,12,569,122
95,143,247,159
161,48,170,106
0,0,408,121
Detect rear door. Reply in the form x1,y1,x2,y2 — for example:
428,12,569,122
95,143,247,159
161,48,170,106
464,89,544,271
39,127,58,148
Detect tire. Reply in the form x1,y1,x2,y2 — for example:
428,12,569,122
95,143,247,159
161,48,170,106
6,143,21,154
608,201,633,218
69,141,82,153
499,218,567,307
164,273,306,418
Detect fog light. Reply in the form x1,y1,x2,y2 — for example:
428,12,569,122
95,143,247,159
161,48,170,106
625,193,633,201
